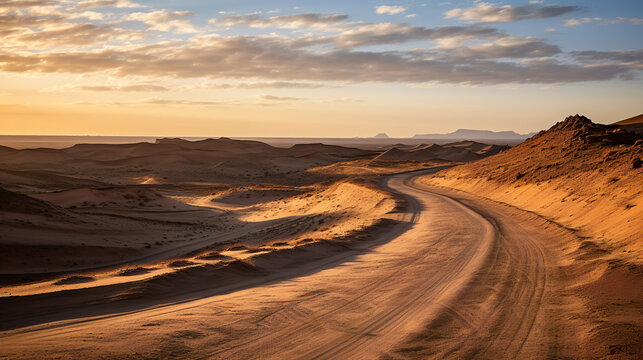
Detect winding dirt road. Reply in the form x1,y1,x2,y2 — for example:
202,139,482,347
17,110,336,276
0,170,566,359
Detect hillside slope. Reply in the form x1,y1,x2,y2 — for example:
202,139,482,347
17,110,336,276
423,114,642,261
422,115,643,357
374,141,509,162
614,113,643,135
613,113,643,125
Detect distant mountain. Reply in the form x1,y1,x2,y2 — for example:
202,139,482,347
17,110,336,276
413,129,535,140
373,133,390,139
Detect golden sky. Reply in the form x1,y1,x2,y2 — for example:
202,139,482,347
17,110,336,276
1,0,641,137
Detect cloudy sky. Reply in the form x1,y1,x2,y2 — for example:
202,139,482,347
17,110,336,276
1,0,641,137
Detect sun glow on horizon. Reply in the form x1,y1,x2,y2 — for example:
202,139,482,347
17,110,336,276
0,0,641,136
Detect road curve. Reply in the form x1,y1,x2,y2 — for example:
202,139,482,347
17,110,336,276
0,170,556,359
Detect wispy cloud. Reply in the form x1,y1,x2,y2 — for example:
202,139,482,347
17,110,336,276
0,35,637,85
79,85,169,92
326,23,501,49
0,2,639,89
127,10,197,33
210,13,348,29
448,36,561,58
0,0,53,10
74,0,143,11
75,98,227,106
565,17,643,26
15,24,141,46
259,95,306,101
572,49,643,65
445,3,579,23
375,6,407,15
207,82,325,89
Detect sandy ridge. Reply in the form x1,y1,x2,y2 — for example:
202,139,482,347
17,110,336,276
0,169,567,359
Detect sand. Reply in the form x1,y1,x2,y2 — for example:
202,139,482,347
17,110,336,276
422,115,643,358
3,169,636,359
373,140,509,162
0,128,641,359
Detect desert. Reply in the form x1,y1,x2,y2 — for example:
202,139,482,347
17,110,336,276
1,0,642,358
0,114,641,359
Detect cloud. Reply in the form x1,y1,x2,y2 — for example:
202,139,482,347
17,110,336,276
572,50,643,65
127,10,196,33
70,11,105,21
209,14,506,50
0,0,53,10
376,6,407,15
327,23,501,49
565,17,643,26
258,95,362,103
75,0,143,10
0,3,639,88
564,17,600,27
450,37,561,58
620,17,643,25
333,97,362,103
80,98,226,106
0,5,143,49
260,95,306,101
210,13,348,29
79,84,169,92
445,3,579,23
211,14,503,50
208,82,324,89
0,35,637,85
132,99,221,105
15,24,139,46
0,12,66,31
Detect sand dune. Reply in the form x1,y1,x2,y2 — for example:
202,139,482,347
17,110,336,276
0,137,375,184
1,128,641,359
422,114,643,358
374,140,507,162
4,169,634,359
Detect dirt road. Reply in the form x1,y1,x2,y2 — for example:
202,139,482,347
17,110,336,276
0,170,567,359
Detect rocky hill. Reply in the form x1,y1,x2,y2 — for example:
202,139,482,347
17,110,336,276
424,114,642,260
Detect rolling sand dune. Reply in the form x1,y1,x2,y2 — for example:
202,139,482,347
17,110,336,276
374,141,509,162
3,168,635,359
33,187,192,210
0,137,375,184
1,128,641,359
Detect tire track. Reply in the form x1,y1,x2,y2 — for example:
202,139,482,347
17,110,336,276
389,179,551,359
0,170,555,360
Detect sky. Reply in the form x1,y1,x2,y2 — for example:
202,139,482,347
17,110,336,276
0,0,641,137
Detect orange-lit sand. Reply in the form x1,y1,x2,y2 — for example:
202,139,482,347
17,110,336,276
1,126,641,359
